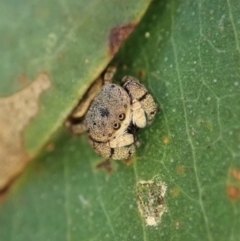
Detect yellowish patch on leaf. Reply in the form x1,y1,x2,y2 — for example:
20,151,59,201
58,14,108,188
163,136,170,144
0,73,51,191
176,165,185,175
231,168,240,181
170,187,180,197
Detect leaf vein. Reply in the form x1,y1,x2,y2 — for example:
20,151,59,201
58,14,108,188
170,3,213,241
226,0,240,54
92,170,117,240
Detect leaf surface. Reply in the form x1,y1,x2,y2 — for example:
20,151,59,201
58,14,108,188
1,0,240,240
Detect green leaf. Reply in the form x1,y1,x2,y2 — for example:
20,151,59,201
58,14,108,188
1,0,240,240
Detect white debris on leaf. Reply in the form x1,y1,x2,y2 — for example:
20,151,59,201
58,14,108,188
136,177,167,226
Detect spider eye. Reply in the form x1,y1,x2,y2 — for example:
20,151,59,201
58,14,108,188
118,113,125,121
150,111,156,116
113,123,121,130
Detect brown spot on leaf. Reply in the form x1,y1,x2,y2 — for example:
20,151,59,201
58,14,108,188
109,22,137,56
137,70,145,79
231,168,240,181
96,159,112,173
176,165,185,175
227,185,240,201
0,73,51,191
170,187,180,197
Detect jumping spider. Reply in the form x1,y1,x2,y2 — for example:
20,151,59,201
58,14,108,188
66,67,157,160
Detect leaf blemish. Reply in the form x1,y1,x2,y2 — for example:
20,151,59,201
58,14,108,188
136,178,167,226
137,70,145,79
176,165,185,174
226,186,240,201
163,136,170,144
0,73,51,191
95,159,113,173
170,187,180,197
109,23,137,56
231,168,240,181
226,167,240,201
